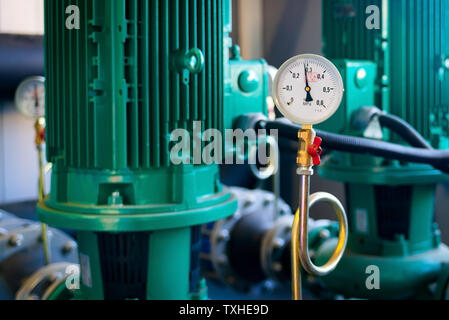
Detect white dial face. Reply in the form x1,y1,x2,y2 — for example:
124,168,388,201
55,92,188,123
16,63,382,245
273,54,344,125
15,76,45,118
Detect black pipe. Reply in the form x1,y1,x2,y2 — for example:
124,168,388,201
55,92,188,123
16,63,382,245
257,118,449,174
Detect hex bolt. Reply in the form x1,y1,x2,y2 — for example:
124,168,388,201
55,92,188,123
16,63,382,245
243,200,253,209
271,262,283,272
108,191,123,206
8,234,24,247
217,229,230,242
319,229,331,240
273,238,285,249
61,240,78,255
230,45,241,60
355,67,368,88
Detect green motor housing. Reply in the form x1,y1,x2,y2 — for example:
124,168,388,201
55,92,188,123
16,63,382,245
39,0,268,300
323,0,449,148
317,0,449,299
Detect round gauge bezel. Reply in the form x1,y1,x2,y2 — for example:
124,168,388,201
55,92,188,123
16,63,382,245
14,76,46,119
272,54,344,125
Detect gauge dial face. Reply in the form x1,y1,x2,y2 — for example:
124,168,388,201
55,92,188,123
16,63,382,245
14,76,45,118
273,54,344,125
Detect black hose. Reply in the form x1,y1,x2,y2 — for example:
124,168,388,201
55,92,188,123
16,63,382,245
376,113,449,173
377,113,433,149
258,118,449,174
370,111,449,172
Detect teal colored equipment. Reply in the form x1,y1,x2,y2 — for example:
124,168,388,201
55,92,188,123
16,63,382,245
38,0,268,300
316,0,449,299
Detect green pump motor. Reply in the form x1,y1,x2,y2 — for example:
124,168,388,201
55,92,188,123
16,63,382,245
316,0,449,299
38,0,269,300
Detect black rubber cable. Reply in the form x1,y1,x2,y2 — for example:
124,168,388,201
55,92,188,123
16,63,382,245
257,118,449,174
373,112,449,172
377,113,433,149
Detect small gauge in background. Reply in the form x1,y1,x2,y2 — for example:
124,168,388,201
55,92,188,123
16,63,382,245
14,76,45,119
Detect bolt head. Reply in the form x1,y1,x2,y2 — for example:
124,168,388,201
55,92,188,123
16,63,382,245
271,262,282,272
62,240,77,254
319,229,331,239
8,234,23,247
355,68,368,88
273,238,285,249
217,229,230,241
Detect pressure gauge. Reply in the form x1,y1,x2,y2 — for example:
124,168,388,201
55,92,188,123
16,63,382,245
15,76,45,118
273,54,344,125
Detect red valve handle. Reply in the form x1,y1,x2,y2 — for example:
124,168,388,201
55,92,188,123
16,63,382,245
39,127,46,142
307,136,323,166
35,127,45,146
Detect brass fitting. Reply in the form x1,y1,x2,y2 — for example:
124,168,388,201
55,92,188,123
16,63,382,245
34,117,46,147
296,125,315,168
291,125,348,301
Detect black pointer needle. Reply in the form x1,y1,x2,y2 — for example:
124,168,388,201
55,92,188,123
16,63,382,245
34,85,40,108
304,64,313,102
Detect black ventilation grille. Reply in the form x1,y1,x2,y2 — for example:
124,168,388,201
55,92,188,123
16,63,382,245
375,186,412,240
97,232,150,300
189,226,202,293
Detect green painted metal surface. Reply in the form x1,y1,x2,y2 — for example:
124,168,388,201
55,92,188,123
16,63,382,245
345,184,440,256
40,0,268,300
323,0,449,148
77,231,105,299
318,60,377,135
318,0,449,299
146,228,191,300
316,239,449,299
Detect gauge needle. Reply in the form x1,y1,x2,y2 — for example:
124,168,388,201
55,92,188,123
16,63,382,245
304,64,313,102
34,85,40,108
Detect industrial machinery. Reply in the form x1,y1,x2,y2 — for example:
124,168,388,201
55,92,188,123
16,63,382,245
2,0,449,301
37,0,268,300
200,0,449,300
316,0,449,299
